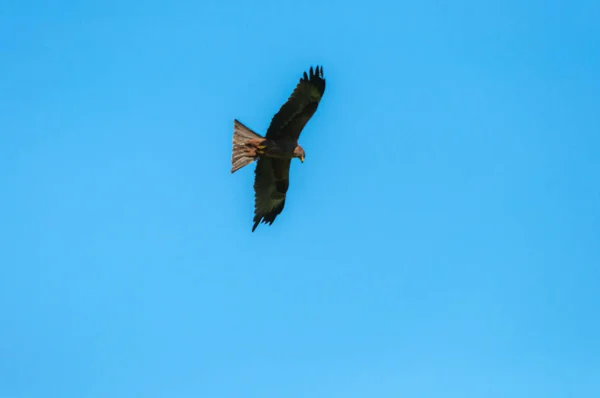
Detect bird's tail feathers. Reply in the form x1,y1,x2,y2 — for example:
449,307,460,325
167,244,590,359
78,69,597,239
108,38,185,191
231,119,264,173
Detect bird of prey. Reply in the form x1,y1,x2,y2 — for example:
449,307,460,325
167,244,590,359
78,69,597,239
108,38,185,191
231,65,326,232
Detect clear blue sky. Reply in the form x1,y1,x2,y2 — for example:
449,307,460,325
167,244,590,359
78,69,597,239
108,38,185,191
1,1,599,397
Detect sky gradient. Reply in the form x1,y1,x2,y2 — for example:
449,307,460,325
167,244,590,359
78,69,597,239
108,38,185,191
1,1,599,397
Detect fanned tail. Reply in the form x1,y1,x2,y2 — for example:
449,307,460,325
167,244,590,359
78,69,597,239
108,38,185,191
231,119,264,173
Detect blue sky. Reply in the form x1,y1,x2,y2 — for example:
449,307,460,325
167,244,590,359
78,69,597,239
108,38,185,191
1,1,599,397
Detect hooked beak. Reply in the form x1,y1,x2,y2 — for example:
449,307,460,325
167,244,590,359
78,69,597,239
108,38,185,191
300,155,304,163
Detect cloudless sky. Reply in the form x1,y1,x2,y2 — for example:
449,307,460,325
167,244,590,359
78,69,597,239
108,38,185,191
1,1,599,397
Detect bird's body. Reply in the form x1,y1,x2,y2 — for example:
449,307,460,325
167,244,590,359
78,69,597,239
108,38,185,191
231,66,326,231
260,137,304,160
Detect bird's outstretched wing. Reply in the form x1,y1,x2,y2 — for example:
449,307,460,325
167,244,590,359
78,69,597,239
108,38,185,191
265,66,326,140
252,157,292,231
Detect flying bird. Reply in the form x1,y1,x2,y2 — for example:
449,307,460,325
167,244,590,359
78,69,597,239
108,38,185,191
231,66,326,232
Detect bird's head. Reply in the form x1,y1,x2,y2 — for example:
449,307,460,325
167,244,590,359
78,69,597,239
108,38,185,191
294,145,305,163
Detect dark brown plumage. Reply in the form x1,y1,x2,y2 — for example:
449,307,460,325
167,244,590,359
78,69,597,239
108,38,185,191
231,66,326,231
